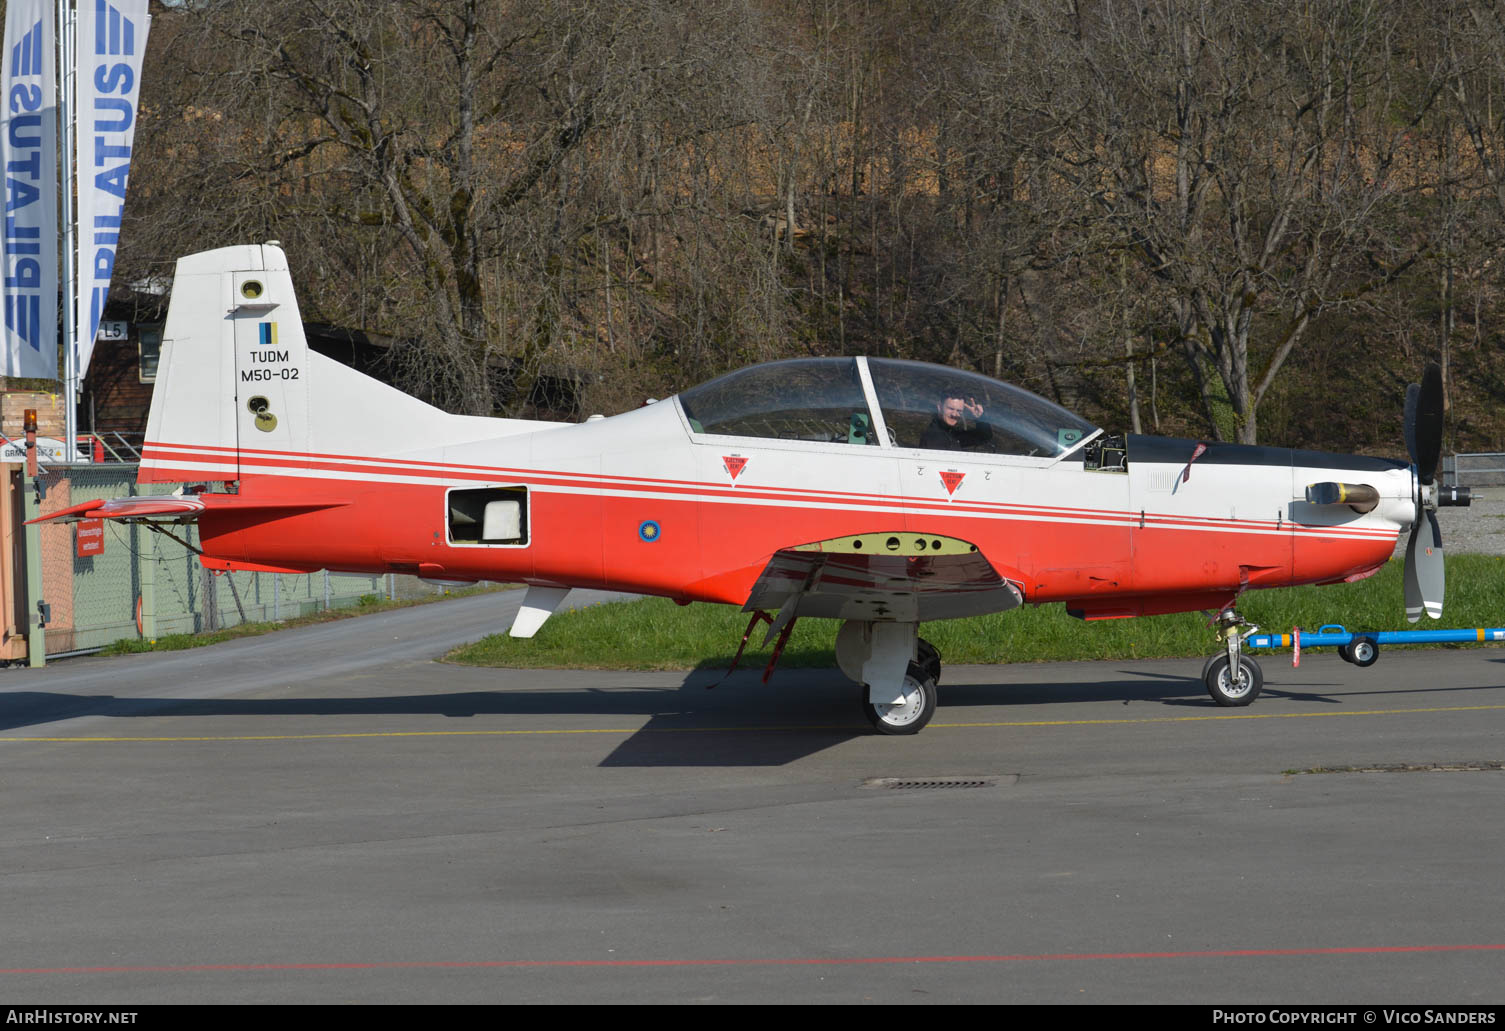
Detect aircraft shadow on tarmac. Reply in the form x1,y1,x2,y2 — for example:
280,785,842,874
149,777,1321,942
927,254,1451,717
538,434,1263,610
0,662,1449,766
1105,668,1355,707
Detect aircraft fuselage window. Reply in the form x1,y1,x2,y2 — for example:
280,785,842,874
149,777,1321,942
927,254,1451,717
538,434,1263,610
677,358,879,445
448,486,529,545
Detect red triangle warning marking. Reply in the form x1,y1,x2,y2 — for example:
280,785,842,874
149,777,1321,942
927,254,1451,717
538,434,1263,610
723,456,748,480
939,470,966,496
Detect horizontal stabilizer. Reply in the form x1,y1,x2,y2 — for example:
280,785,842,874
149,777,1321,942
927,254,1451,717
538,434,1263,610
28,494,349,525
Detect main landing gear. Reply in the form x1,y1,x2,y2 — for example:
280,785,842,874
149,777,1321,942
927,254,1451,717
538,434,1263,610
837,621,942,734
859,662,937,734
916,638,942,684
1202,608,1263,707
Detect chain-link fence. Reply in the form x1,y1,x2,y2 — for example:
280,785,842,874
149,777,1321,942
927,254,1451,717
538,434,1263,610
29,463,392,658
1443,453,1505,487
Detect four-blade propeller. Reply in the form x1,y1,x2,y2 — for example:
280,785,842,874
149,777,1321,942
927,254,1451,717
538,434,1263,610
1403,363,1446,623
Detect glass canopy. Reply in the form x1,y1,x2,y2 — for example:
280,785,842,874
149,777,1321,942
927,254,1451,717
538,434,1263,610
676,357,1097,458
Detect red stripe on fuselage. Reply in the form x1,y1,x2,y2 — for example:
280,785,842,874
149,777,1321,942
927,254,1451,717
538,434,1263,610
145,442,1396,543
190,462,1398,612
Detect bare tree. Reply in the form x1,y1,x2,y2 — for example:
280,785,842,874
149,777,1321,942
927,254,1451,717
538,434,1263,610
1437,1,1505,413
114,0,1505,451
128,0,774,414
1008,0,1441,443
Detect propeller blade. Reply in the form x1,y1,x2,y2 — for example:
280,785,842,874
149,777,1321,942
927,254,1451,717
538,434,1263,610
1403,510,1445,623
1413,363,1444,485
1403,521,1423,623
1418,508,1445,619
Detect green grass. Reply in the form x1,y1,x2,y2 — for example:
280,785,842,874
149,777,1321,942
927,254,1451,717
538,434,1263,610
101,585,511,655
445,555,1505,670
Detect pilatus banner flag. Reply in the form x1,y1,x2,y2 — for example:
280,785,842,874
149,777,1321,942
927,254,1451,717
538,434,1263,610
2,0,58,378
77,0,149,379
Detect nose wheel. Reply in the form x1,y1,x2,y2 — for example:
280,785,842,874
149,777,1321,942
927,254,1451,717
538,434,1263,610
1203,653,1263,706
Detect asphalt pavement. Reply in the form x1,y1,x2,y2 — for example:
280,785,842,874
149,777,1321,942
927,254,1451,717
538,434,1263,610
1,589,1503,1004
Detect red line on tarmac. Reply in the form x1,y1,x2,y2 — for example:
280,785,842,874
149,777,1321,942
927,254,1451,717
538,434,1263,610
6,944,1505,975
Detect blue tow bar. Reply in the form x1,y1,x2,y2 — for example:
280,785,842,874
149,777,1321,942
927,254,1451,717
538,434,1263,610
1244,624,1505,667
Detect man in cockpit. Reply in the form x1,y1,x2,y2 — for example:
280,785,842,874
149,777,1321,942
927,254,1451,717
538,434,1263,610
920,393,993,451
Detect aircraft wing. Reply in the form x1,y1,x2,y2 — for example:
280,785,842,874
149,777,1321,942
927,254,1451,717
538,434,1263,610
743,532,1025,623
27,494,349,525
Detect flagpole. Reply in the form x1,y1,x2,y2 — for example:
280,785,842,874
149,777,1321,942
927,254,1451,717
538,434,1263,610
58,0,76,461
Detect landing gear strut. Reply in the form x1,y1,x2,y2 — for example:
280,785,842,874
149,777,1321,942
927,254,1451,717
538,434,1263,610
1203,609,1263,707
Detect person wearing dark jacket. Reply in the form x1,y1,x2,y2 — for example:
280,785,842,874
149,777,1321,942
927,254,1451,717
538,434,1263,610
919,394,993,451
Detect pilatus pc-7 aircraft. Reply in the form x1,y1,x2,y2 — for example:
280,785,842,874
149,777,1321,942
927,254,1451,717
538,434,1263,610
37,244,1465,734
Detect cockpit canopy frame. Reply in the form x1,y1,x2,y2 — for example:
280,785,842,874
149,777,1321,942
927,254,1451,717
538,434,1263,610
674,356,1099,463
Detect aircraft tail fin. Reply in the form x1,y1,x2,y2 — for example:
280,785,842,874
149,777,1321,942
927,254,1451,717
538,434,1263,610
139,243,470,486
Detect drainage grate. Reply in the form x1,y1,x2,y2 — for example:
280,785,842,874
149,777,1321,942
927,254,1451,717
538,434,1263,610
862,776,1005,790
1292,761,1505,775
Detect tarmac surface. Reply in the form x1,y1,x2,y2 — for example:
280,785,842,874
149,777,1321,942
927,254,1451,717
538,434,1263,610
2,589,1503,1005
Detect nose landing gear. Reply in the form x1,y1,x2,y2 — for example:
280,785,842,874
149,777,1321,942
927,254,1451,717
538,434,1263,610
1202,609,1264,707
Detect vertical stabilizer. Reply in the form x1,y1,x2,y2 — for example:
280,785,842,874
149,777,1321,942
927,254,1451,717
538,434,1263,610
140,244,310,484
140,242,527,489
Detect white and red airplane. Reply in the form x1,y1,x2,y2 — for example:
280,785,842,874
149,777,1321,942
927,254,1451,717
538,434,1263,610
38,244,1463,733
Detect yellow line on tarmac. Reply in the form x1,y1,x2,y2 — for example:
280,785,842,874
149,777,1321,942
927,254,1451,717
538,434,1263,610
2,703,1504,743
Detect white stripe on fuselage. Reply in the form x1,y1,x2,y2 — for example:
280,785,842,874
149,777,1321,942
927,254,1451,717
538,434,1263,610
142,454,1400,544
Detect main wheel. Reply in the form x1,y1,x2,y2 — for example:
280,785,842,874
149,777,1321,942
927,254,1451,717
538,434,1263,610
862,661,938,735
1204,653,1263,707
1349,636,1379,668
917,638,942,684
1337,643,1353,663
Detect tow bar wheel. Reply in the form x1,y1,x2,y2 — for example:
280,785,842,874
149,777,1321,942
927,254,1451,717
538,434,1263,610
1348,635,1379,667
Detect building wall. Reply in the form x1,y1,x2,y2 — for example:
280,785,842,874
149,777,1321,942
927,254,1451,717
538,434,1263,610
0,392,65,440
84,338,154,438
